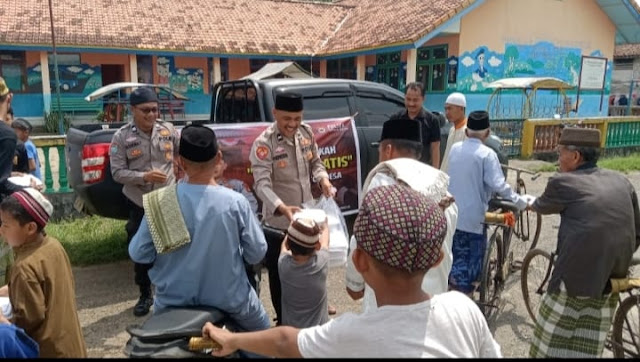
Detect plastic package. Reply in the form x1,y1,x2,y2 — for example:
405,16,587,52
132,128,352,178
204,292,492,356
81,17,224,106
301,196,349,267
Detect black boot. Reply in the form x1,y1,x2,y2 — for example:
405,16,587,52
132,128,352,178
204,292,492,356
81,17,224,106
133,287,153,317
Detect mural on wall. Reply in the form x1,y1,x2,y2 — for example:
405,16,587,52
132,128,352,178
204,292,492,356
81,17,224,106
456,42,604,94
157,56,174,86
170,68,204,94
503,41,581,86
457,47,504,93
27,63,102,94
157,56,203,94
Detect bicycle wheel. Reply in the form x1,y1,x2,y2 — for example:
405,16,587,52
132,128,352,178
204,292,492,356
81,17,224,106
479,228,502,319
611,294,640,358
512,181,542,269
521,248,553,323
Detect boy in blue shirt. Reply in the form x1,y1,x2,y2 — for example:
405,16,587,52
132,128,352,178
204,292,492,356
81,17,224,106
11,119,41,181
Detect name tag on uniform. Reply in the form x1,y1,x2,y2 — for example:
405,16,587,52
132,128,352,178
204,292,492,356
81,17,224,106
273,153,288,161
126,140,141,149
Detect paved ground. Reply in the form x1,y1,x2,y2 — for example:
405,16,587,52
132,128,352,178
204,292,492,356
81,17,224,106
72,159,640,357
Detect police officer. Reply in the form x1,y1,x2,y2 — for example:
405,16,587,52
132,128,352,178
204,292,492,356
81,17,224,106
110,87,179,316
250,91,335,325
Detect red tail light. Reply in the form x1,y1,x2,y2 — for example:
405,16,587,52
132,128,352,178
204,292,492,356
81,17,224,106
82,143,111,184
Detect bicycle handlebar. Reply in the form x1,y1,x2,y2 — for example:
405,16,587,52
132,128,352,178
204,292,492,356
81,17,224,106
501,164,541,180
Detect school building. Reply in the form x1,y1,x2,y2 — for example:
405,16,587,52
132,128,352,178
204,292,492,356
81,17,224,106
1,0,639,124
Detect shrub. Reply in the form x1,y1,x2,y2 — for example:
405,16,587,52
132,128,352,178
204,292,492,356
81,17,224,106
43,111,71,134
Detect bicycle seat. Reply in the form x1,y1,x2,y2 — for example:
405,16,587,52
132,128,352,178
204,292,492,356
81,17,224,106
488,197,519,213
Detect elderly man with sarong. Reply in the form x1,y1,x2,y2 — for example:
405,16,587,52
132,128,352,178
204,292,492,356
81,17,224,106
528,127,640,358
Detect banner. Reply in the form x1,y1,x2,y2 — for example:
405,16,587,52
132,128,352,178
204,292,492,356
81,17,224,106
210,117,361,215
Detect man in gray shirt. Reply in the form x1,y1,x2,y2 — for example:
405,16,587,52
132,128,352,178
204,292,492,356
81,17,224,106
278,218,330,328
110,87,179,317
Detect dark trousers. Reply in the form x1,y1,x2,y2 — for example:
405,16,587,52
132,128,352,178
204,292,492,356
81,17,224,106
125,199,153,294
263,227,286,325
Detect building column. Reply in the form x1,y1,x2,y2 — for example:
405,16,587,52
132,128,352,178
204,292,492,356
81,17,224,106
212,57,222,87
406,48,417,85
40,51,51,113
356,55,366,81
129,54,138,83
319,60,327,78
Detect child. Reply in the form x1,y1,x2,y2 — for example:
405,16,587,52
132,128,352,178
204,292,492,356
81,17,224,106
0,188,86,358
202,184,501,358
11,119,41,180
278,217,329,328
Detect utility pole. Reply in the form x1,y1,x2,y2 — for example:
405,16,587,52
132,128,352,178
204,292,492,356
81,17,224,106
48,0,64,135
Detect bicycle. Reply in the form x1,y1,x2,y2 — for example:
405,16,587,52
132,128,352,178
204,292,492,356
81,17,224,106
475,165,543,317
521,249,640,358
497,164,543,270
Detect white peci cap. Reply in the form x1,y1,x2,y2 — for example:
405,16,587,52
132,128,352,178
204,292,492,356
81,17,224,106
445,92,466,108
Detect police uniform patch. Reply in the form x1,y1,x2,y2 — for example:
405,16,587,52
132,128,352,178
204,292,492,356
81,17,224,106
256,146,269,160
306,151,313,161
110,145,118,154
126,136,137,142
275,146,285,153
130,149,142,158
277,160,288,168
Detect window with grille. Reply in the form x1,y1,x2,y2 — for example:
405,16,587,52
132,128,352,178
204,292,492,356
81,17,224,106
614,58,634,71
374,52,403,90
416,45,448,92
296,60,321,77
327,57,356,79
0,51,26,93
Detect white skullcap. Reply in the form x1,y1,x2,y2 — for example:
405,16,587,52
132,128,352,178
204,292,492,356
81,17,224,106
445,92,466,108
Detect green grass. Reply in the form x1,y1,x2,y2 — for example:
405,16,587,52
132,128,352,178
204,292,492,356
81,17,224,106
599,153,640,173
46,215,128,267
529,153,640,174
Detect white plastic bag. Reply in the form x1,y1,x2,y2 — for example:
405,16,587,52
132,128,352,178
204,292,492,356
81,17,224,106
302,196,349,267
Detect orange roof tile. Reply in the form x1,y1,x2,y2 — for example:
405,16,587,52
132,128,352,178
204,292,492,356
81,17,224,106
320,0,474,56
0,0,473,57
614,43,640,58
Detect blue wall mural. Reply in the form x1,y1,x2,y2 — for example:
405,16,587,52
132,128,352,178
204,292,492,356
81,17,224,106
157,56,204,94
446,42,613,117
457,46,504,93
27,63,102,95
503,42,581,85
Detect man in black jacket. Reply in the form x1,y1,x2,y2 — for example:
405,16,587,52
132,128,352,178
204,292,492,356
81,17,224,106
390,82,441,168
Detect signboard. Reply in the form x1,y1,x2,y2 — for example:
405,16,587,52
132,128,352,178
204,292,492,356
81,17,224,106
208,117,361,215
578,56,607,90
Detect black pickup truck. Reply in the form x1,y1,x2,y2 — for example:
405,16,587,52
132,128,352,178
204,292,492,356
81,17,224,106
65,78,508,220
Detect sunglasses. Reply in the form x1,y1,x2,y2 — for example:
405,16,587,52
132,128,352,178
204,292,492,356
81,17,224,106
135,106,159,114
